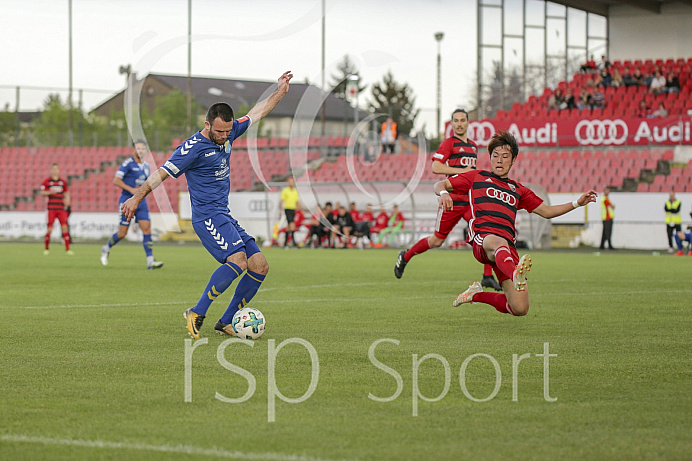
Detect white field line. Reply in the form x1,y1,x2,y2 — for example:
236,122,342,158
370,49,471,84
0,434,358,461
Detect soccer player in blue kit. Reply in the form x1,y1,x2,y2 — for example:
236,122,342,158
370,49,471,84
101,139,164,269
121,71,293,338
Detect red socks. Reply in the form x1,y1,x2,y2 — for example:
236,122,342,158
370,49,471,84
493,246,515,281
404,238,431,262
44,233,50,250
473,292,516,315
483,264,493,277
62,233,71,251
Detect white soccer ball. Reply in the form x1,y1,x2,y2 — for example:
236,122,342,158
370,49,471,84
232,307,266,340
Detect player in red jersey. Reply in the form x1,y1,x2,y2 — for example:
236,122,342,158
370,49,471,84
434,130,597,316
40,163,73,255
394,109,501,290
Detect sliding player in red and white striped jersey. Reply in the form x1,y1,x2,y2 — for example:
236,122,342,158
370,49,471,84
435,130,597,316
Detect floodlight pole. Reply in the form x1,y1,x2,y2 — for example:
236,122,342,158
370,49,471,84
435,32,444,140
68,0,74,146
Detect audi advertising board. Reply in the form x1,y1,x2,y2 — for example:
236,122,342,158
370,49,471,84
445,116,692,147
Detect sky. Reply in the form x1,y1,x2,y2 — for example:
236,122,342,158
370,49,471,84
0,0,482,138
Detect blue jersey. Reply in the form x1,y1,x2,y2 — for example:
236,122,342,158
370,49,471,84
162,116,252,222
116,157,151,208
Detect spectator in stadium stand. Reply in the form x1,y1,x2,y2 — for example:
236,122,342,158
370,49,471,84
578,87,593,110
548,88,565,112
563,88,577,110
597,55,612,72
580,54,597,73
642,67,656,87
665,191,682,254
649,70,667,95
610,68,624,88
622,67,636,87
665,71,681,94
596,67,612,87
584,75,596,88
40,163,72,255
600,187,615,250
380,117,397,154
636,100,651,118
632,68,646,86
591,88,605,109
652,102,668,118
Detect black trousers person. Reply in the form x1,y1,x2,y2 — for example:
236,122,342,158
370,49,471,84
600,219,614,249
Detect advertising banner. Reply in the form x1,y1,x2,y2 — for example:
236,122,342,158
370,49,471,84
445,116,692,147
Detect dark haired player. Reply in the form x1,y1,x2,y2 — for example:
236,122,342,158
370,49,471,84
434,130,597,316
100,139,163,270
122,71,293,338
394,109,501,290
40,163,72,255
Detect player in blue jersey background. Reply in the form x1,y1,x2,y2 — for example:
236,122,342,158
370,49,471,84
101,140,164,270
121,71,293,338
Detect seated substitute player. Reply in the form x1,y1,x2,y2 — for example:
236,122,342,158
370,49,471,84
122,71,293,339
40,163,72,255
100,140,163,270
394,109,501,290
434,130,597,316
673,226,692,256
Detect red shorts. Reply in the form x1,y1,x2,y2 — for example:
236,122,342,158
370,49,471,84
471,234,519,283
48,210,69,227
434,205,471,239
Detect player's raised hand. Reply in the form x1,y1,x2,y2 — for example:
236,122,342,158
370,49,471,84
577,190,598,206
278,71,293,94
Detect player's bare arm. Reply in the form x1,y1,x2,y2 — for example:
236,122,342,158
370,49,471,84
63,191,71,207
114,177,138,195
431,160,473,176
121,168,169,220
433,179,455,212
246,71,293,123
532,190,598,219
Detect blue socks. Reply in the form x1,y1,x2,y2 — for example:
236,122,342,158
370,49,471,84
674,233,683,251
142,234,153,258
220,271,266,324
192,262,243,316
107,232,121,248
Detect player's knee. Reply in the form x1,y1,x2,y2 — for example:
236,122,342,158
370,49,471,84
429,236,445,248
510,300,529,316
250,257,269,275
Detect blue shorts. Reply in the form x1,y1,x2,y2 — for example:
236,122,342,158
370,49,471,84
119,201,150,226
193,213,260,264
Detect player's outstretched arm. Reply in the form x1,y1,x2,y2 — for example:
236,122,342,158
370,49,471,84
247,71,293,123
121,168,169,220
532,190,598,219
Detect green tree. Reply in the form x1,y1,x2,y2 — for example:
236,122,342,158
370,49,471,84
34,94,91,146
0,104,18,144
330,55,367,100
368,71,419,137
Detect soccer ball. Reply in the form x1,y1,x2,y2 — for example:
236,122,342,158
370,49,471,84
232,307,266,340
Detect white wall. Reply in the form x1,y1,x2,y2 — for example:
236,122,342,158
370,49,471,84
609,3,692,61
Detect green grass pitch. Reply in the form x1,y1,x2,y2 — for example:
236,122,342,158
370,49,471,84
0,242,690,460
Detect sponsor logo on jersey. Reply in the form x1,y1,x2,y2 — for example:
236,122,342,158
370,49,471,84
205,151,217,157
486,187,517,206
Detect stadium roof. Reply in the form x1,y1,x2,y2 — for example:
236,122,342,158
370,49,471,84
551,0,692,16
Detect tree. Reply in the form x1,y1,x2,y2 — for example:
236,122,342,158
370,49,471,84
34,94,91,146
368,71,419,137
330,55,366,100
